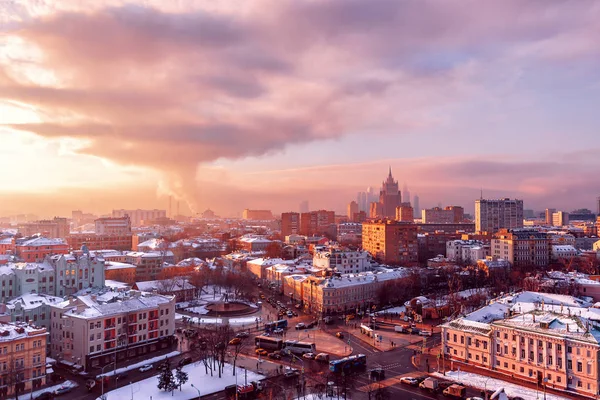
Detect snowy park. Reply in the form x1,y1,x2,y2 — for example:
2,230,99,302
97,362,265,400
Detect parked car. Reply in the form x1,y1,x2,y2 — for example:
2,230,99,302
302,352,316,360
335,332,344,339
178,357,193,366
224,384,238,397
268,352,282,360
419,329,432,337
419,377,439,392
54,386,74,396
295,304,302,309
466,398,485,400
295,322,306,330
236,331,250,338
399,376,419,386
273,328,284,334
315,353,330,362
139,364,153,372
256,348,268,356
286,310,294,317
229,338,242,346
284,369,300,378
34,391,55,400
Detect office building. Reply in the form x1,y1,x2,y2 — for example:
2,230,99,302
94,216,131,235
413,195,420,219
16,237,69,262
111,209,166,226
242,209,273,220
475,198,524,233
553,211,570,227
347,201,359,221
546,208,557,225
362,220,418,265
313,249,371,274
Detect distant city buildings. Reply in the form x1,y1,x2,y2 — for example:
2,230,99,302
347,201,359,221
378,168,402,219
475,198,524,233
492,229,551,268
300,210,335,237
299,200,309,214
421,206,464,224
545,208,557,225
18,217,68,239
111,209,167,226
413,195,420,218
396,203,414,222
94,216,131,235
242,209,273,220
553,211,570,227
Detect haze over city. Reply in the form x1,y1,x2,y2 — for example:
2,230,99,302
1,0,600,217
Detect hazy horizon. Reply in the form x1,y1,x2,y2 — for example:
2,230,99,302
1,1,599,218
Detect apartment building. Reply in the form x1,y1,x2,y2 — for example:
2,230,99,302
18,217,68,239
6,293,62,331
362,220,418,265
301,269,410,315
0,322,47,397
492,229,551,268
313,249,371,274
111,209,167,227
125,252,167,281
441,292,600,399
104,261,137,284
395,203,414,222
553,211,570,227
15,237,68,262
475,198,524,233
48,252,105,297
67,233,133,251
446,240,490,264
281,212,301,238
242,209,273,220
300,210,335,236
49,291,176,372
94,216,131,235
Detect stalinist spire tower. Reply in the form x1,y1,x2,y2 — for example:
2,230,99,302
378,167,401,218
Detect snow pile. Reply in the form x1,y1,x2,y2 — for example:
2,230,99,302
433,371,570,400
9,380,79,400
98,362,265,400
98,351,181,377
186,305,209,315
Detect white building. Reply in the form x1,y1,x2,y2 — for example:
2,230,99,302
446,240,489,264
6,293,63,331
475,198,524,233
552,245,578,260
49,290,176,372
48,251,105,296
313,249,371,274
94,216,131,235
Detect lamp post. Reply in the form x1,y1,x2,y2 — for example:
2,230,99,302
99,364,113,400
190,384,201,399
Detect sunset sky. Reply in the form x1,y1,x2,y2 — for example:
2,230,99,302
1,0,599,217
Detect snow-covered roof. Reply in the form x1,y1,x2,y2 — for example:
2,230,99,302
135,280,196,292
57,291,174,319
17,237,67,247
105,261,136,270
0,322,47,342
7,293,63,310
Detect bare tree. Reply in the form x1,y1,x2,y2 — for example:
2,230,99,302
4,356,25,400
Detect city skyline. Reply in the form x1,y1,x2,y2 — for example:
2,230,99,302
1,1,600,216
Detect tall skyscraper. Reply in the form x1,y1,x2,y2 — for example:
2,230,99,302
402,183,411,206
378,167,401,218
413,195,420,218
347,201,359,221
299,200,309,213
475,198,524,233
544,208,556,225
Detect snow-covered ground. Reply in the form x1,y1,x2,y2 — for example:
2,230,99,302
98,362,265,400
185,316,261,326
377,306,406,314
9,380,78,400
99,351,181,377
433,370,570,400
185,305,209,315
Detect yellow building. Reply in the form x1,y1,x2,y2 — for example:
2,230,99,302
0,322,47,398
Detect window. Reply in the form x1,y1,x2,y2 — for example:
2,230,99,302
496,344,501,353
90,346,94,353
557,358,562,368
467,337,471,346
548,342,552,349
504,362,508,368
496,331,500,338
548,356,553,365
587,364,591,375
97,344,101,351
483,342,487,350
90,323,94,329
496,360,500,366
520,367,524,373
89,334,94,341
557,344,562,351
521,349,525,359
577,362,582,372
567,360,572,370
567,346,572,353
504,345,508,354
482,356,487,363
529,338,534,345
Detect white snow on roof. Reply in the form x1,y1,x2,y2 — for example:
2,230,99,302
104,261,136,270
0,322,47,342
7,293,63,310
18,237,67,247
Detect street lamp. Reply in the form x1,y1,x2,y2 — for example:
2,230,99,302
190,384,201,399
99,364,113,400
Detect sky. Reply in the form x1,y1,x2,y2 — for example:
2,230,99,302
1,0,599,218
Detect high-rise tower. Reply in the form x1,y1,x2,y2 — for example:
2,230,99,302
378,167,401,219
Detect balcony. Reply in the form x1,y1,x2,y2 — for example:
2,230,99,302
104,335,116,341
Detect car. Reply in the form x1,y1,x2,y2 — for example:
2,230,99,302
54,386,74,396
466,397,485,400
236,331,250,338
273,328,284,334
335,332,344,339
139,364,153,372
315,353,330,362
178,357,193,366
268,352,282,360
286,310,294,317
346,314,355,320
229,338,242,346
295,322,306,330
302,352,316,360
292,311,298,317
259,294,265,299
419,329,432,336
256,348,268,356
295,304,302,309
85,379,96,391
284,369,300,378
33,392,55,400
399,377,419,386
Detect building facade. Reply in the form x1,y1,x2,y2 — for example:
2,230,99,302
492,229,551,268
553,211,570,227
16,237,69,262
49,291,176,372
0,322,47,397
378,168,401,219
281,212,301,238
475,198,524,233
66,233,133,252
242,209,273,220
300,210,335,237
111,209,167,226
313,249,371,274
94,216,131,235
396,203,414,222
362,220,418,265
18,217,68,239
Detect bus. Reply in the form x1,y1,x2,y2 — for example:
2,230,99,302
284,340,316,355
255,336,283,351
264,319,288,332
360,324,374,338
329,354,367,373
